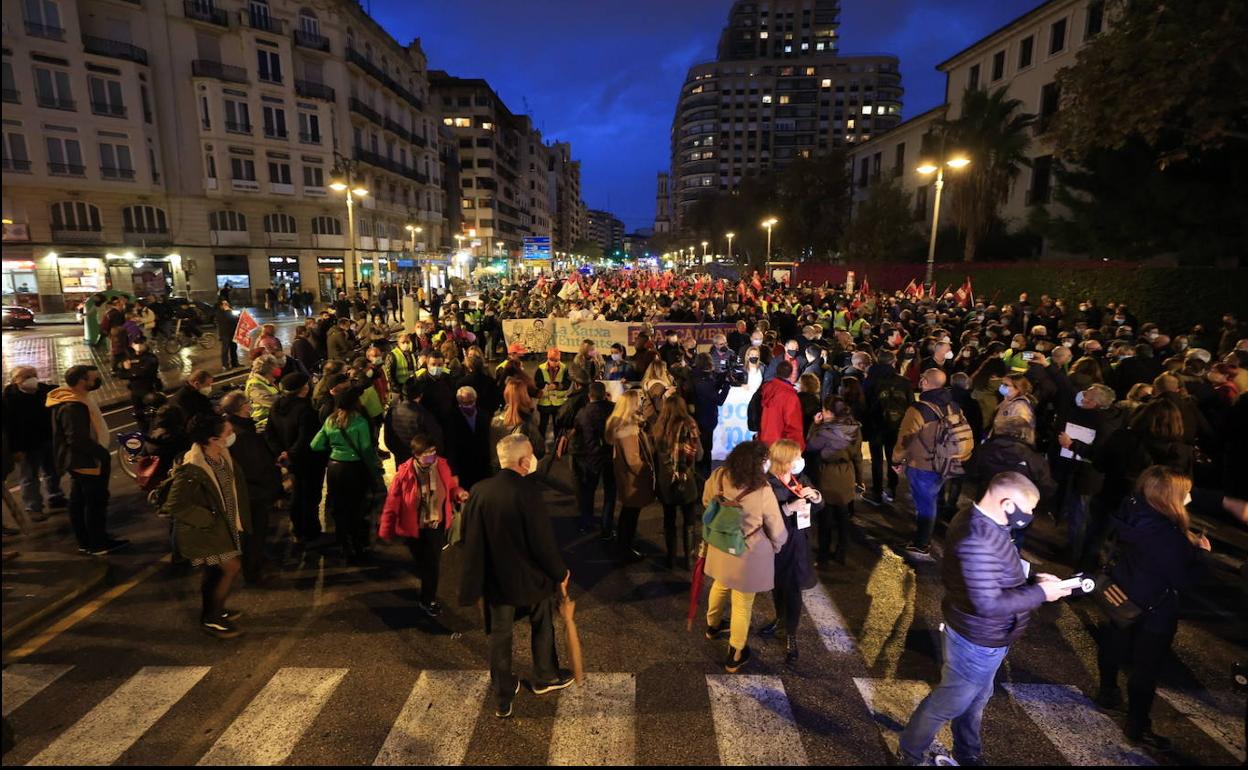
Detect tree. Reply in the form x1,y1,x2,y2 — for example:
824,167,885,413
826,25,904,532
943,87,1036,262
1051,0,1248,167
844,179,922,262
571,239,603,262
774,150,852,261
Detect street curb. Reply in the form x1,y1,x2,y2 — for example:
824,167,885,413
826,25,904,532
0,559,110,646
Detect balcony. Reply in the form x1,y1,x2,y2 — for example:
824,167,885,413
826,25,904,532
294,79,334,101
293,29,330,53
349,97,382,124
91,101,127,118
2,158,32,172
345,47,424,111
25,21,65,40
353,146,420,182
183,0,229,28
263,127,289,140
192,59,248,84
299,131,321,144
83,35,149,66
36,94,76,111
231,178,260,192
101,166,137,180
2,89,19,103
383,117,411,142
51,226,103,243
225,120,252,134
123,230,172,246
240,10,284,34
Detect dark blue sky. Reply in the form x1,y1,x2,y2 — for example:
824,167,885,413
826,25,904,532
372,0,1039,231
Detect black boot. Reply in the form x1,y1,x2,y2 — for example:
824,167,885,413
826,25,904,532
785,635,798,664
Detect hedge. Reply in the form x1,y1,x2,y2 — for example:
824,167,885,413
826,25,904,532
795,262,1248,332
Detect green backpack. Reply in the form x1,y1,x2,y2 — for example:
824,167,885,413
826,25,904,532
702,495,756,556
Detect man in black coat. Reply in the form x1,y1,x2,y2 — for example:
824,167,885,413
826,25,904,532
3,367,67,519
216,299,240,369
220,391,282,582
457,356,502,421
387,379,446,467
458,434,573,718
266,373,324,545
167,370,216,423
691,355,731,481
444,384,492,489
569,382,614,535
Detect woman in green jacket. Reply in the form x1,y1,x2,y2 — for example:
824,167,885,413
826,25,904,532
163,414,252,639
311,388,382,562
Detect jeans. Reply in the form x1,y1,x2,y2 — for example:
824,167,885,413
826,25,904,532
1096,621,1176,736
488,597,560,697
18,442,63,513
906,466,943,548
573,460,616,531
869,427,900,496
899,625,1009,763
404,526,446,603
706,580,757,652
68,466,111,549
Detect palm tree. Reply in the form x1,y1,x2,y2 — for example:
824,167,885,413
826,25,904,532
944,87,1036,262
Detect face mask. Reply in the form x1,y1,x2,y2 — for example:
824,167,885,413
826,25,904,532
611,353,622,362
715,344,726,352
790,457,805,476
1063,339,1075,348
762,459,771,474
18,378,39,393
428,366,443,376
272,368,283,379
417,453,437,467
1075,391,1087,409
944,350,954,361
787,348,798,357
525,454,538,474
751,337,763,346
199,385,212,396
748,356,760,365
1003,501,1033,531
224,432,237,448
998,384,1012,397
460,404,477,418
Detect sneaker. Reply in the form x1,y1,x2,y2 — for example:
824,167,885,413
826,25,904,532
531,670,575,695
724,645,752,673
705,619,730,641
904,543,931,557
416,600,442,617
201,618,242,639
495,678,520,718
220,608,244,621
882,490,895,504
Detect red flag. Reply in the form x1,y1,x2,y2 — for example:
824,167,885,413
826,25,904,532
859,275,870,298
232,308,259,348
927,282,936,299
751,272,763,292
902,279,919,298
955,276,974,308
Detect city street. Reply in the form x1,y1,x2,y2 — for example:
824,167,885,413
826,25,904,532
2,449,1244,765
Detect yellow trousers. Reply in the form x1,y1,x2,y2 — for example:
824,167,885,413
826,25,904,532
706,580,757,652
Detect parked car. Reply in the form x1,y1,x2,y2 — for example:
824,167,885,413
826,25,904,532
3,306,36,328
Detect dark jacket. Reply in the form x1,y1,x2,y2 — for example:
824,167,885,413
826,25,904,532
1094,427,1194,510
950,386,985,445
3,382,55,450
225,415,282,507
168,384,215,424
118,350,161,395
941,506,1046,648
767,473,819,593
964,436,1057,500
215,306,239,338
1108,495,1205,633
265,394,319,470
570,399,613,472
691,370,731,441
48,389,110,475
444,405,492,489
1060,404,1128,496
1109,356,1163,399
387,399,445,466
458,368,502,420
458,469,567,607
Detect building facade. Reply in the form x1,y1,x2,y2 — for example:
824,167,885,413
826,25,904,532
653,171,671,234
847,0,1108,255
585,208,624,254
547,140,585,253
2,0,449,312
665,0,903,232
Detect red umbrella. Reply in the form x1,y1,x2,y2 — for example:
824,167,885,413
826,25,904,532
686,542,708,631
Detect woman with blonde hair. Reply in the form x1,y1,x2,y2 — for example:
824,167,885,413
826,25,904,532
1094,465,1209,750
993,372,1035,434
641,359,673,425
608,389,654,561
489,376,544,470
761,439,822,663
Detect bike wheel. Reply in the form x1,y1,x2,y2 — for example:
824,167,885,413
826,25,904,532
162,336,182,354
116,447,140,480
199,332,218,350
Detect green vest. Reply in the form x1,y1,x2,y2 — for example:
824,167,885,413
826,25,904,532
390,347,413,385
834,310,849,330
244,375,278,431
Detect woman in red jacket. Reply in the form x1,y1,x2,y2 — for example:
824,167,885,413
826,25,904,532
380,432,469,616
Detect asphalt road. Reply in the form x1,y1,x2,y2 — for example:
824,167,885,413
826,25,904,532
3,440,1245,766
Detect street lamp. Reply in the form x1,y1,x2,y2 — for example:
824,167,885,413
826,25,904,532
329,156,369,290
761,217,778,262
725,231,735,263
405,224,422,290
701,240,709,264
917,146,971,286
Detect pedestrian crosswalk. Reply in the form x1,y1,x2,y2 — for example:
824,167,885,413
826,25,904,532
6,659,1240,766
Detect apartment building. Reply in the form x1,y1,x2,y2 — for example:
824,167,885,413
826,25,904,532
847,0,1108,254
431,72,569,267
547,140,585,253
585,208,624,253
2,0,445,312
666,0,903,231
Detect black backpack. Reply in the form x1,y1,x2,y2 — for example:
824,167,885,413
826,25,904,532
875,376,912,428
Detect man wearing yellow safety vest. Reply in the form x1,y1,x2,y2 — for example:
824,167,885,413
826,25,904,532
387,333,417,395
534,346,571,444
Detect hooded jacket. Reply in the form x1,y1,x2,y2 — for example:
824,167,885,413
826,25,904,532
1107,495,1205,633
758,378,805,449
47,387,110,475
806,419,863,506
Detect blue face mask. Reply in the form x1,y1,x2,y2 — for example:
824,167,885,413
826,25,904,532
998,384,1012,397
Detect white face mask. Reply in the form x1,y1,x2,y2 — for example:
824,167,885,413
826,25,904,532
525,454,538,474
944,350,954,360
223,432,237,448
1075,391,1087,409
790,457,805,476
762,459,771,474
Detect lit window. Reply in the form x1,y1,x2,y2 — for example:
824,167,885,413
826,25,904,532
784,45,792,53
801,43,809,50
778,95,790,104
821,78,832,88
862,105,873,115
481,121,493,130
762,94,772,104
847,119,855,128
442,117,453,125
759,31,768,39
816,42,825,51
453,117,471,127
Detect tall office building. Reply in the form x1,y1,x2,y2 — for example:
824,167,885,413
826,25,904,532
665,0,903,231
585,208,624,253
547,140,585,253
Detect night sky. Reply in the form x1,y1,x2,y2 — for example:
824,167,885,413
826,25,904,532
372,0,1040,231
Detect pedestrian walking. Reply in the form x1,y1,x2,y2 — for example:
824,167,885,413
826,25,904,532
3,367,67,521
220,391,282,584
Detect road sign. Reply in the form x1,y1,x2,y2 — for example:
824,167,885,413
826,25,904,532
523,236,552,260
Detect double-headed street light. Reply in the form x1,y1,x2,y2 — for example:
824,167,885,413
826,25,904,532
725,231,735,263
761,217,778,262
917,148,971,286
329,155,369,290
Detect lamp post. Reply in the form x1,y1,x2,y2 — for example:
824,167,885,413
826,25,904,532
725,231,735,264
701,240,709,264
405,223,422,291
329,156,369,290
761,217,778,263
916,151,970,286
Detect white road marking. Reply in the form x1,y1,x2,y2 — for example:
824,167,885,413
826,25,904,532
1,664,73,717
549,673,637,766
802,582,858,655
706,674,808,766
28,665,210,765
373,670,490,766
1004,683,1156,766
1157,687,1246,762
198,667,347,766
852,677,951,758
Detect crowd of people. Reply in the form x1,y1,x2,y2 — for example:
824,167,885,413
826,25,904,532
4,269,1246,749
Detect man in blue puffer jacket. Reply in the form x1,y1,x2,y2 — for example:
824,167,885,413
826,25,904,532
897,472,1074,766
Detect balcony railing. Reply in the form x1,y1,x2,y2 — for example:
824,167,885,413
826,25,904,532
225,120,252,134
292,28,329,52
349,97,382,124
383,117,411,142
82,35,149,65
192,59,248,84
263,126,288,139
241,11,284,34
183,0,229,27
2,158,33,172
51,225,104,242
299,131,321,144
353,145,421,182
123,230,172,246
37,94,76,111
2,89,19,104
91,101,127,118
411,133,427,148
345,47,424,111
25,21,65,40
294,79,334,101
101,166,137,180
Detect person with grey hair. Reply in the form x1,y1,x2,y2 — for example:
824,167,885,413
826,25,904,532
458,433,573,718
219,390,281,583
1057,383,1129,570
3,366,67,521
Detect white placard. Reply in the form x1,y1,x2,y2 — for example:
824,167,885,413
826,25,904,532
1059,422,1096,461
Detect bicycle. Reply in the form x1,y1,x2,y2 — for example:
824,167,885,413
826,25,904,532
161,317,218,354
